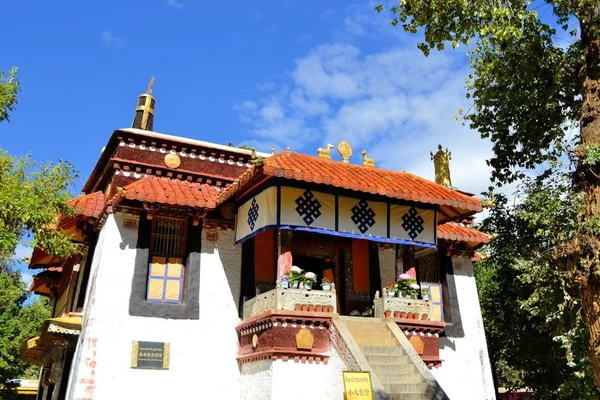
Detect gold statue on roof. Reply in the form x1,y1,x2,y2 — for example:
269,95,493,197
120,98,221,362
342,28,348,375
361,150,375,167
337,140,352,163
317,144,334,159
430,144,452,187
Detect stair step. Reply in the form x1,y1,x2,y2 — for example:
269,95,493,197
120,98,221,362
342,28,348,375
377,373,422,384
390,393,433,400
370,363,417,374
384,383,429,394
360,346,405,356
365,355,409,365
354,337,399,346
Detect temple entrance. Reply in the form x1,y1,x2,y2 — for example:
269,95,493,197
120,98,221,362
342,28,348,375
290,233,351,315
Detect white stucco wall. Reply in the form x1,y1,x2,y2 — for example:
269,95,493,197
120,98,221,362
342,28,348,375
240,346,346,400
67,213,242,400
431,256,495,400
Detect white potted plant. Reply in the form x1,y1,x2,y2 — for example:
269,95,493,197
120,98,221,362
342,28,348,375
304,272,317,290
385,281,397,297
280,274,290,289
321,277,332,291
289,266,303,289
421,286,430,301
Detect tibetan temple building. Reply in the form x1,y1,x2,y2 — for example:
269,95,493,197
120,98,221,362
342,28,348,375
20,84,496,400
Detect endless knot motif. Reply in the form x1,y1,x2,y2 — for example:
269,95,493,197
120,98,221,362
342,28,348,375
247,198,259,231
295,190,322,225
402,207,424,239
351,200,376,234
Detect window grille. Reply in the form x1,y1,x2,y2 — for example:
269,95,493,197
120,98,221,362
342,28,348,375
150,216,187,257
147,216,187,303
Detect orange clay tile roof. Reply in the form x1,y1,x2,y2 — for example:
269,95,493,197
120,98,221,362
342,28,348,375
69,191,105,219
123,175,218,208
220,152,483,215
438,222,489,244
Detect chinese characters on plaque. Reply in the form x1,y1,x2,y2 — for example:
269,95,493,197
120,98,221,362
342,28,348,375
131,341,170,370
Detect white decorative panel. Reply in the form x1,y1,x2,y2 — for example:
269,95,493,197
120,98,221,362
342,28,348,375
279,187,335,230
389,204,436,245
235,186,277,242
337,196,387,238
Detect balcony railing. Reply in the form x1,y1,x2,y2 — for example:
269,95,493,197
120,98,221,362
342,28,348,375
243,287,337,319
373,294,435,320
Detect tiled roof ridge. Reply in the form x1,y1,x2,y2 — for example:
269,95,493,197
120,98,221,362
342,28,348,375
69,191,105,219
121,175,218,209
263,151,481,209
438,221,489,244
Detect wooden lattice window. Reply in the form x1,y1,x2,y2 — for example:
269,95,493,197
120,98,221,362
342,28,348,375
150,216,187,257
146,216,187,303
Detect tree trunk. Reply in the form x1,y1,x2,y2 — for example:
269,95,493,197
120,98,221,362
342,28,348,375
578,15,600,392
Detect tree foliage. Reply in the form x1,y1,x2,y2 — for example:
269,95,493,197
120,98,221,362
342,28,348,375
0,68,21,123
0,271,50,399
476,168,599,398
0,149,80,270
377,0,600,391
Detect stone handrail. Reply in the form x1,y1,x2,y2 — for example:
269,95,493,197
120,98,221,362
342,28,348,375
330,320,384,391
243,288,337,319
374,295,434,320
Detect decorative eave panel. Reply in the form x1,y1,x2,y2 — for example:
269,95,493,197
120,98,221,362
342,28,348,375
235,185,437,248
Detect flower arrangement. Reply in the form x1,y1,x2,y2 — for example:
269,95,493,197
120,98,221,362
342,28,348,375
408,283,420,298
288,266,304,282
304,271,317,283
281,274,289,281
321,277,332,286
397,273,412,292
280,273,290,289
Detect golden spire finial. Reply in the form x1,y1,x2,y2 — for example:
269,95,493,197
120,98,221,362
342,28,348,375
251,146,257,160
361,150,375,167
431,144,452,187
271,147,275,155
147,77,155,95
286,146,290,152
337,140,352,163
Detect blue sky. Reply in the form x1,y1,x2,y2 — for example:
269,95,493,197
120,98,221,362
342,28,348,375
2,1,505,282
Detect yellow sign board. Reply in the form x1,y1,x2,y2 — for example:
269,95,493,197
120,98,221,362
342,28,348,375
343,371,374,400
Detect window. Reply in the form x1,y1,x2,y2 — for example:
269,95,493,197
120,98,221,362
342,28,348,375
146,216,187,303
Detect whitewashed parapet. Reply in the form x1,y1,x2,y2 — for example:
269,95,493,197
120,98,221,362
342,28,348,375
374,296,432,319
243,288,337,319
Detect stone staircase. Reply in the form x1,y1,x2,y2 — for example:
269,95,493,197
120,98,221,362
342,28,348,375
344,319,434,400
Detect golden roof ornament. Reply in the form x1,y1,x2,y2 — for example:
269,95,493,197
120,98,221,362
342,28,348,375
132,77,156,131
361,150,375,167
271,147,275,155
337,140,352,163
317,144,334,160
164,153,181,169
430,144,452,187
286,146,290,152
146,77,154,94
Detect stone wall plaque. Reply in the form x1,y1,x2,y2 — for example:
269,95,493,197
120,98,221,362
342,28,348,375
131,341,170,369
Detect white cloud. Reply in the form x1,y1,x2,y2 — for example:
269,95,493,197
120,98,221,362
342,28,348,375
255,81,275,92
321,8,335,18
234,6,509,202
101,31,126,48
166,0,184,9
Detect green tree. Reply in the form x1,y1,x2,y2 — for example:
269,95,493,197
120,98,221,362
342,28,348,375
0,67,79,396
0,68,21,123
476,169,599,398
0,150,80,270
377,0,600,390
0,272,50,400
